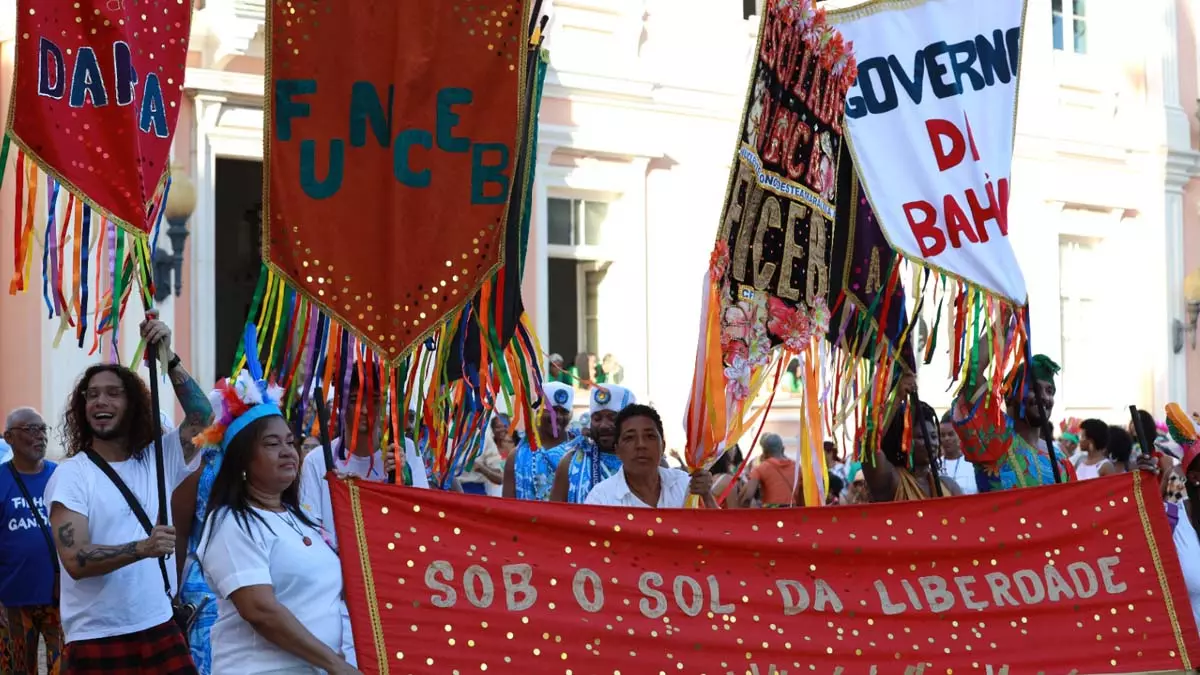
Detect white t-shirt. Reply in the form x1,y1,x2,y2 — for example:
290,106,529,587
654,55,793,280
940,456,978,495
585,467,691,508
299,437,427,549
45,430,193,642
1168,505,1200,638
199,506,348,675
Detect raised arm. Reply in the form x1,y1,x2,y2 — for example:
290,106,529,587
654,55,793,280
548,449,576,502
502,454,517,499
50,503,173,580
141,319,214,466
860,449,899,503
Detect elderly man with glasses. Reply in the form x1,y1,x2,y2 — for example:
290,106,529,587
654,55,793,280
0,407,63,674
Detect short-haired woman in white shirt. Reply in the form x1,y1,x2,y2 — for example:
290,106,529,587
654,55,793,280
194,371,360,675
584,404,716,508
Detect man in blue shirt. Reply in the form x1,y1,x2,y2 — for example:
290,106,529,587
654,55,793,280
0,407,61,674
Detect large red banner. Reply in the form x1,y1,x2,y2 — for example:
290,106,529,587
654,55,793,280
8,0,191,232
332,473,1199,674
266,0,526,360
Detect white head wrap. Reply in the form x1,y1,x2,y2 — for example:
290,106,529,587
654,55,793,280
589,385,636,416
544,382,575,411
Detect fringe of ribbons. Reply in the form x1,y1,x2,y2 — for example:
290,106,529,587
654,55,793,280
824,261,1029,469
5,139,170,363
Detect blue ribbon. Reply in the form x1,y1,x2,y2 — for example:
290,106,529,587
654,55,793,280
150,175,172,256
78,204,92,348
41,181,57,317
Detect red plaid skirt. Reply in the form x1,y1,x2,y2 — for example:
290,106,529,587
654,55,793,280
63,620,196,675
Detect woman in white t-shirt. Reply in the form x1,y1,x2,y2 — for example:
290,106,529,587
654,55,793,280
195,371,359,675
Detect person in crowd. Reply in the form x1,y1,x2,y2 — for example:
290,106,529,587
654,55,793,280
174,445,221,673
597,354,624,385
0,437,11,465
1128,410,1181,483
782,358,802,394
1107,425,1135,473
951,348,1076,491
863,400,961,502
0,407,62,674
1058,416,1082,464
46,318,212,673
572,353,598,389
708,445,745,508
1161,404,1200,637
546,354,573,385
299,367,401,549
939,411,976,495
297,368,404,668
1128,408,1161,452
825,472,846,505
459,413,510,497
824,441,846,487
196,372,359,675
1073,419,1114,480
550,385,637,503
584,404,714,508
742,433,798,507
299,436,321,461
572,412,591,439
504,383,578,501
844,462,869,505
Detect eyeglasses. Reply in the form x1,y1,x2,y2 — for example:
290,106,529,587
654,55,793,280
84,386,126,401
7,424,48,434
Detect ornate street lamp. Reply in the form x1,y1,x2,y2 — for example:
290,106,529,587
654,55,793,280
152,164,197,303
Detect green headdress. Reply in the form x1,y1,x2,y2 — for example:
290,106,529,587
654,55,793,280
1008,354,1061,399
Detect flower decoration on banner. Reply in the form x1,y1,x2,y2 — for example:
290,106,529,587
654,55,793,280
766,296,829,353
709,240,730,281
192,370,285,450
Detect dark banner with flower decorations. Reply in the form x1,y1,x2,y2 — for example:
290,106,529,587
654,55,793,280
712,0,857,364
332,472,1199,675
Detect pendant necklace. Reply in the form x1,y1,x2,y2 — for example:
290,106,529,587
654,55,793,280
277,510,313,547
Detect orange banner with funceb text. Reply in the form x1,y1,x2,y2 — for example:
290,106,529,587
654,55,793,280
333,472,1199,674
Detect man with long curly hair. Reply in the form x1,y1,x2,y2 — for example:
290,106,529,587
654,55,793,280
45,319,212,674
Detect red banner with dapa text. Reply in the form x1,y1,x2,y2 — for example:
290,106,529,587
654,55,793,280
9,0,191,232
332,473,1199,675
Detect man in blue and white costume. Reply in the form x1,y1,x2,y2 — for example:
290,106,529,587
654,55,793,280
550,385,636,503
503,382,578,501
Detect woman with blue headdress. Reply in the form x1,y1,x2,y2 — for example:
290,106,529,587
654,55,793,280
503,382,578,501
193,367,360,675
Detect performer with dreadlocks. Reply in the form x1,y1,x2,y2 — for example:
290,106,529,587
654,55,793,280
862,396,961,502
503,382,578,501
549,386,636,503
951,351,1077,492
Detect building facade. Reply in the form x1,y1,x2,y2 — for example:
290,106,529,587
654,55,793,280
1,0,1199,454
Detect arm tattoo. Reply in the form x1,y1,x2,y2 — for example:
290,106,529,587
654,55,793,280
168,360,214,463
75,541,138,569
57,522,76,548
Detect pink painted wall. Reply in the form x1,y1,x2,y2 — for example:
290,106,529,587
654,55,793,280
1180,0,1200,409
0,38,43,417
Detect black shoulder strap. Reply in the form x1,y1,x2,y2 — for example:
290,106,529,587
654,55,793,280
82,448,173,599
7,463,59,574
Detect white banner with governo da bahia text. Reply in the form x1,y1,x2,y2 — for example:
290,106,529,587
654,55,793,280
830,0,1028,303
